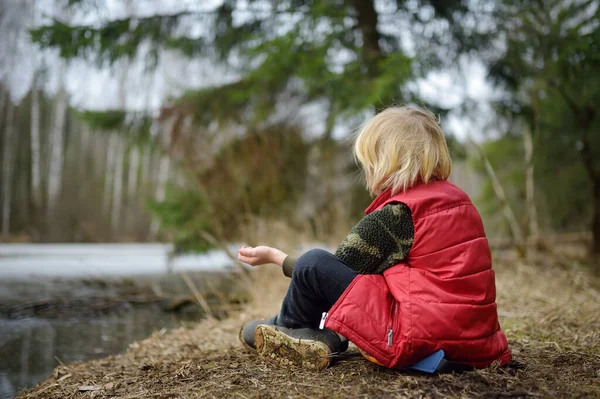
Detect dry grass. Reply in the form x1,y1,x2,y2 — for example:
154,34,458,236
18,253,600,399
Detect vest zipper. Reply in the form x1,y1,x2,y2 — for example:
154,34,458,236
387,301,398,347
319,312,328,329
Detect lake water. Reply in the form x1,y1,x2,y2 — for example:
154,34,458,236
0,244,240,399
0,243,237,278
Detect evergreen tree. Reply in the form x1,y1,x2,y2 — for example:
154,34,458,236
30,0,482,131
485,0,600,268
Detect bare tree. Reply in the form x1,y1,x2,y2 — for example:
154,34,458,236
79,123,91,183
2,97,15,236
103,134,116,217
109,54,131,234
150,153,170,237
30,73,42,207
524,127,538,238
111,139,125,232
127,147,140,204
525,90,540,240
47,65,67,221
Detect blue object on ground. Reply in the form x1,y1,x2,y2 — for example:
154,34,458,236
407,349,446,373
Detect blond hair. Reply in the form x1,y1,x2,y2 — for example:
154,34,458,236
354,106,452,195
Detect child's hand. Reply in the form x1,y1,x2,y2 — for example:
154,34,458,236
237,245,287,267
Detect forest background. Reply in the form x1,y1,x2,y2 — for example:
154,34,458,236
1,0,599,270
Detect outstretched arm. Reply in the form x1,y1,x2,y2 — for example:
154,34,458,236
237,202,413,277
237,245,297,277
237,245,288,267
280,202,415,277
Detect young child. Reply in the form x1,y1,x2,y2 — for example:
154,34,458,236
237,105,512,371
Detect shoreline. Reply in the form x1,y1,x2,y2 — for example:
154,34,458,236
0,270,250,398
0,269,248,319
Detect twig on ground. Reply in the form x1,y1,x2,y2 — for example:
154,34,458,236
180,271,215,320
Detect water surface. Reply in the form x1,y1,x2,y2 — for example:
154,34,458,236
0,243,239,398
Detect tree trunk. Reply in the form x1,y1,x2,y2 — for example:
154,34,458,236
47,79,67,223
31,80,42,207
348,0,383,76
103,134,115,217
141,145,154,195
111,139,124,233
111,51,129,236
0,85,6,127
127,147,139,202
79,124,90,187
579,108,599,271
150,155,170,237
126,146,140,232
523,126,538,239
592,180,600,272
2,98,15,236
551,85,598,269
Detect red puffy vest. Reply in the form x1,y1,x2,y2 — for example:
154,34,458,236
324,180,511,368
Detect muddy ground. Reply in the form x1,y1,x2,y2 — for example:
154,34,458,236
17,252,600,398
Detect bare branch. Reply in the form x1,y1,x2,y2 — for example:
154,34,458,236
468,139,525,253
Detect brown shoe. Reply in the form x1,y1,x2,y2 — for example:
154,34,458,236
254,324,344,371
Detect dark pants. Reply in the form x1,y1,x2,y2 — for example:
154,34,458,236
278,249,358,329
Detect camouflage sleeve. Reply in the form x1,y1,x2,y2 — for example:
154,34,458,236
282,255,297,278
334,202,414,274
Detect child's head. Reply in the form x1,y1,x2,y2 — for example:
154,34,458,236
354,105,452,195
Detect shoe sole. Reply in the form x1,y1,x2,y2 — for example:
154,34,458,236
254,324,331,371
238,326,257,352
